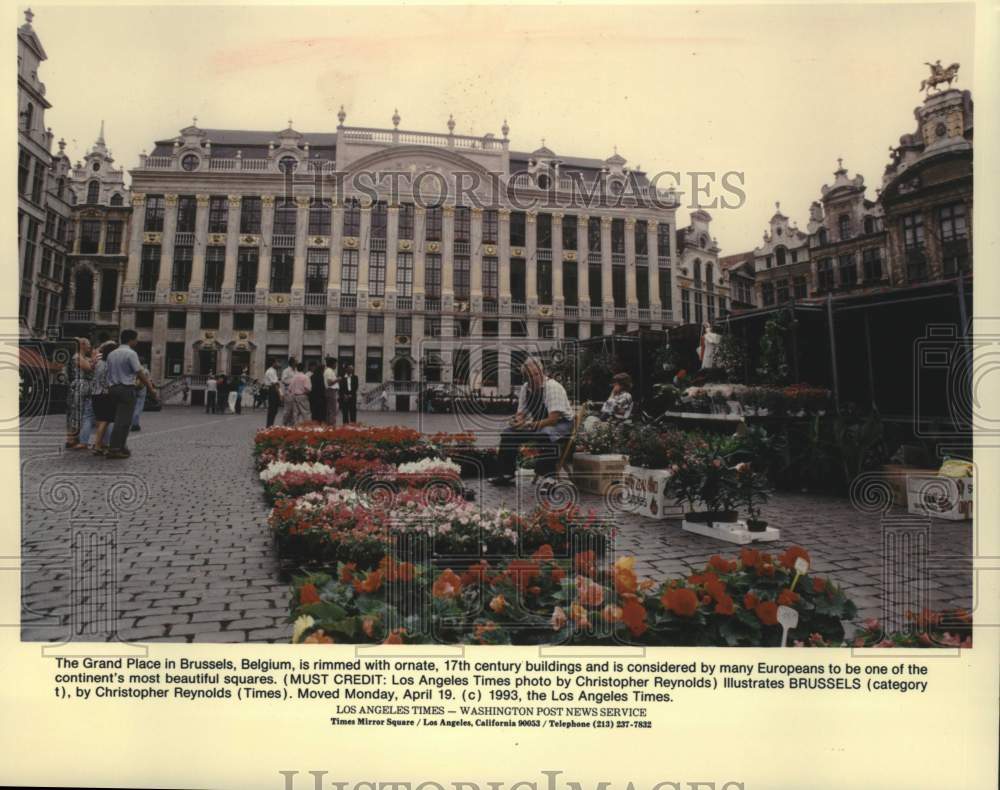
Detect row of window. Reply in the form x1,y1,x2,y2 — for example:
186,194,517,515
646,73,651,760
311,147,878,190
78,219,125,255
679,290,729,324
18,149,48,205
142,194,673,255
141,243,672,308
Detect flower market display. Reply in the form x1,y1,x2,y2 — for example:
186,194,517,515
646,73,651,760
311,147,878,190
247,423,912,647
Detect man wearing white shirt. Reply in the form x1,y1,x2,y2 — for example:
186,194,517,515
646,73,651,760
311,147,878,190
205,373,217,414
489,357,573,486
280,357,297,426
264,358,282,427
322,356,339,426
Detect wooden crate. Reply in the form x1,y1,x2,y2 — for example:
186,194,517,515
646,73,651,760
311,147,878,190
571,453,627,496
621,465,684,519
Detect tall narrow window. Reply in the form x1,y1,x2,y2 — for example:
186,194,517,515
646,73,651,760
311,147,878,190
509,212,526,247
817,258,834,290
538,259,552,305
204,247,225,292
269,248,293,293
18,150,30,195
588,217,602,252
398,203,414,240
838,214,851,241
681,289,691,322
305,198,330,237
306,249,329,293
172,246,193,292
104,221,123,255
939,203,969,275
236,247,259,292
273,198,297,236
343,199,361,237
240,196,261,233
368,250,386,297
611,218,625,254
396,252,413,297
635,220,648,255
611,264,626,307
86,180,100,204
761,283,774,307
562,215,578,250
482,209,498,245
483,257,499,300
370,201,387,239
454,256,470,301
144,195,165,232
563,261,578,306
424,254,442,298
862,248,882,281
176,195,198,233
902,212,926,281
510,258,526,303
658,264,671,308
80,220,101,254
208,196,228,234
139,245,160,291
637,263,649,308
341,249,359,295
657,223,671,258
536,213,552,249
425,206,442,242
455,206,471,242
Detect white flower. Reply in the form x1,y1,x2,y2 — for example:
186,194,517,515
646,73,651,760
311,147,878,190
292,615,315,643
396,458,462,476
260,461,339,482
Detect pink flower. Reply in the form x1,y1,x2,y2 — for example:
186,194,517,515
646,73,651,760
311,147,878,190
862,618,880,632
550,606,567,631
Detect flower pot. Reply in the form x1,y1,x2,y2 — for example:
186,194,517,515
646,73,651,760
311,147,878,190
746,518,768,533
622,465,683,520
572,453,626,496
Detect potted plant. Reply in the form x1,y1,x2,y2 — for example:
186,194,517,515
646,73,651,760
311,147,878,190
622,429,687,519
573,421,629,496
735,462,771,532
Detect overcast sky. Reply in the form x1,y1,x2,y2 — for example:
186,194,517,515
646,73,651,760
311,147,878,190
30,2,974,253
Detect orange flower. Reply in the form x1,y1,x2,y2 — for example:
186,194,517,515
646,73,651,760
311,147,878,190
574,550,597,578
532,544,555,561
755,600,779,626
505,559,541,591
354,569,384,595
460,560,489,588
602,604,623,623
708,555,733,573
662,587,699,617
339,563,357,584
715,595,735,616
621,598,648,637
575,575,605,608
383,628,405,645
431,569,463,599
303,629,333,644
740,547,760,568
778,588,800,607
570,602,590,629
379,557,415,583
550,606,568,631
744,592,759,610
489,594,507,614
812,576,827,593
779,546,811,571
298,583,321,606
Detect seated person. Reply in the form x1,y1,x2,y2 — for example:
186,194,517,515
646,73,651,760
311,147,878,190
489,358,573,486
600,372,634,421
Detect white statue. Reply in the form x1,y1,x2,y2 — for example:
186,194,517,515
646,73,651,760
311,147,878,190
700,322,721,369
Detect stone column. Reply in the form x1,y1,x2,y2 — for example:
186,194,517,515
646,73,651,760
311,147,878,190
386,205,399,301
648,221,661,311
470,208,483,299
442,206,455,299
329,204,344,296
124,193,145,289
292,195,310,293
256,195,275,294
190,194,210,300
525,211,537,307
601,215,613,310
156,193,178,296
552,212,564,304
625,217,638,307
498,209,511,299
221,195,241,294
577,214,590,307
358,203,371,301
413,208,426,299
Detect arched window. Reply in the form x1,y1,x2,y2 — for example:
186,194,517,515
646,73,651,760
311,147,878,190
838,214,851,241
110,193,123,206
693,259,702,286
86,180,100,204
705,263,714,291
775,246,787,267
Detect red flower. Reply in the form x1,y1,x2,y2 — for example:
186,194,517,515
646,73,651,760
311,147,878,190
662,588,699,617
708,555,733,574
505,560,541,592
744,592,759,610
621,598,648,637
338,563,357,584
754,600,779,626
812,576,827,593
574,550,597,578
354,569,384,595
298,583,320,606
715,595,735,616
431,569,463,599
777,588,800,607
550,566,566,583
532,544,555,561
460,561,489,588
740,547,760,568
779,546,811,570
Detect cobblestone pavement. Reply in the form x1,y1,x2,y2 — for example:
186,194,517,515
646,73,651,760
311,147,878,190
20,407,973,644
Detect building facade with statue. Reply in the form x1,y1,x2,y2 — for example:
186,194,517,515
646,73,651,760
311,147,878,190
120,111,683,396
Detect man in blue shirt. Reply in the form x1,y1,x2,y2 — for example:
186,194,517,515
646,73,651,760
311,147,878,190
105,329,157,459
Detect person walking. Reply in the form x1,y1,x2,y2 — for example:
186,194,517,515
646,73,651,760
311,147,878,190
264,359,282,427
217,374,229,414
280,358,297,426
339,364,359,425
308,361,327,423
65,337,96,450
105,330,156,459
90,340,118,456
323,357,339,426
205,373,217,414
235,369,247,415
282,360,312,425
130,359,149,432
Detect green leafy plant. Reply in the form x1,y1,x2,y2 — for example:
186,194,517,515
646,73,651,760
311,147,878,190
756,315,790,386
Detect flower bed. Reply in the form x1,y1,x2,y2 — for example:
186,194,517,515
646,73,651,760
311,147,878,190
287,544,860,646
253,424,440,470
851,609,972,648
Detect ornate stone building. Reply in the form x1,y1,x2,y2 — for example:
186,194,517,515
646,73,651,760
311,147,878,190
61,124,132,344
17,10,72,339
121,112,681,393
674,210,728,325
724,74,971,313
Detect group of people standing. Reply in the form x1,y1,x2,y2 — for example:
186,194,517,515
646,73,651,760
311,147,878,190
263,357,359,428
204,371,248,415
64,330,158,460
